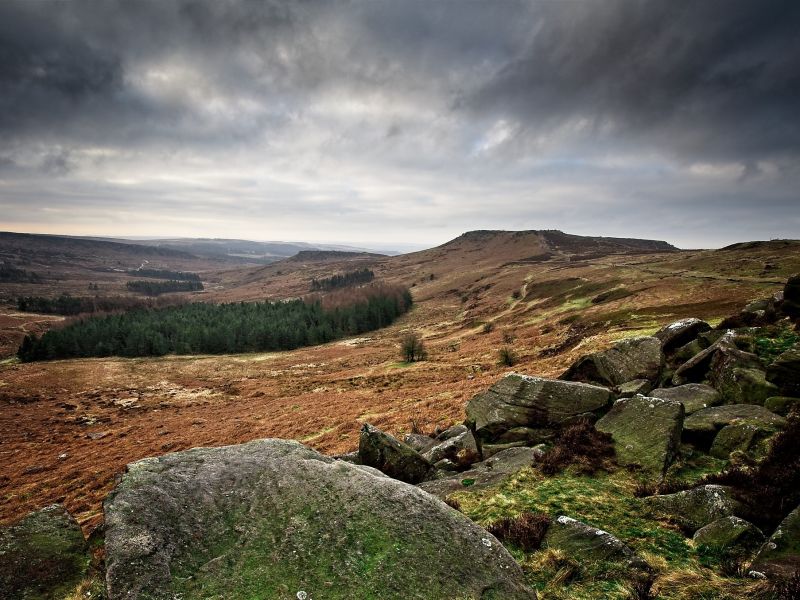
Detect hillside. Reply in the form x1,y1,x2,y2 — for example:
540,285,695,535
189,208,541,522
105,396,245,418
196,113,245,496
1,229,799,537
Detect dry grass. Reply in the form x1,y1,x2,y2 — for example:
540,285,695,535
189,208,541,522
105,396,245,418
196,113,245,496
2,235,799,534
487,512,551,552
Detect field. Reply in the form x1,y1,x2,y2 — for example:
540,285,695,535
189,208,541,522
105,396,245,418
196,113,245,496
1,230,799,534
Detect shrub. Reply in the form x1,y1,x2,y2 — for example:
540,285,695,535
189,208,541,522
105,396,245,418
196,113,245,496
696,409,800,531
539,418,616,476
487,512,551,552
482,321,495,334
769,570,800,600
400,333,427,362
498,346,518,367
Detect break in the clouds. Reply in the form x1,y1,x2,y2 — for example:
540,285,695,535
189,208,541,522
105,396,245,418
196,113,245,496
0,0,798,249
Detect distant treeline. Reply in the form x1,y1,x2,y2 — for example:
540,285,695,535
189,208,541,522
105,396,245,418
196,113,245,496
126,280,204,295
16,293,183,316
311,268,374,291
0,264,42,283
127,269,201,281
18,284,412,361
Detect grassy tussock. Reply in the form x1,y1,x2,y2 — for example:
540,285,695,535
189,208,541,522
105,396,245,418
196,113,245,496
487,512,551,552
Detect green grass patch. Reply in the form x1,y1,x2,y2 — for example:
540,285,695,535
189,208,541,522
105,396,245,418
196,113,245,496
453,467,693,566
754,327,799,363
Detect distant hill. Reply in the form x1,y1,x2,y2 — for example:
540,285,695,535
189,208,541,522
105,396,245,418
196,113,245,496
87,237,398,264
287,250,386,263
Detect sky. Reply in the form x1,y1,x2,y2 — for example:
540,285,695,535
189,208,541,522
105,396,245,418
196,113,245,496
0,0,799,251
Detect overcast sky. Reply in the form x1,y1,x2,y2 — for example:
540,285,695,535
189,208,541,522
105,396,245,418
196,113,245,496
1,0,798,250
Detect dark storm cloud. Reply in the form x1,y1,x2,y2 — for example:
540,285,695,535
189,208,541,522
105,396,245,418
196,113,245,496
0,0,797,246
466,0,800,164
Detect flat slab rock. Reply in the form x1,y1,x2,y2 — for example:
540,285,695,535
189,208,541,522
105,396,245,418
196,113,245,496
595,395,684,475
649,383,721,415
466,373,610,440
683,404,785,447
0,504,88,600
544,516,648,570
104,438,535,600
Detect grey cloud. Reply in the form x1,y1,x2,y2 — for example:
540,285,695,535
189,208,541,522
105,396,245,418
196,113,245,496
0,0,797,247
466,1,800,163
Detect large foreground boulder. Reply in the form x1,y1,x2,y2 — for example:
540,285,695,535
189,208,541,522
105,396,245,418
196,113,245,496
751,505,800,579
561,336,664,387
649,383,721,415
595,395,684,475
465,374,610,440
359,423,432,483
0,505,88,599
644,485,745,533
104,439,536,600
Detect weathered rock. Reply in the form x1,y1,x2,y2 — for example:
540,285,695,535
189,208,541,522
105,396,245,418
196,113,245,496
435,424,469,441
595,395,684,475
650,383,721,415
764,396,800,416
710,421,778,460
766,343,800,397
673,331,737,385
752,504,800,579
708,346,777,404
616,379,653,398
359,423,432,484
481,441,529,458
465,374,610,440
0,505,88,600
543,516,648,570
422,429,480,468
683,405,785,448
781,274,800,318
693,516,764,558
655,318,712,353
419,447,541,500
333,450,361,464
495,427,555,445
561,336,664,387
644,485,745,533
104,439,536,600
403,433,437,454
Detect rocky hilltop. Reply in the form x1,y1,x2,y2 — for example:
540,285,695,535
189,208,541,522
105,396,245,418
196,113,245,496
2,275,800,599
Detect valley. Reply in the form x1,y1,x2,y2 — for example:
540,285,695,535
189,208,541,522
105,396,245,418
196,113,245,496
2,230,799,536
